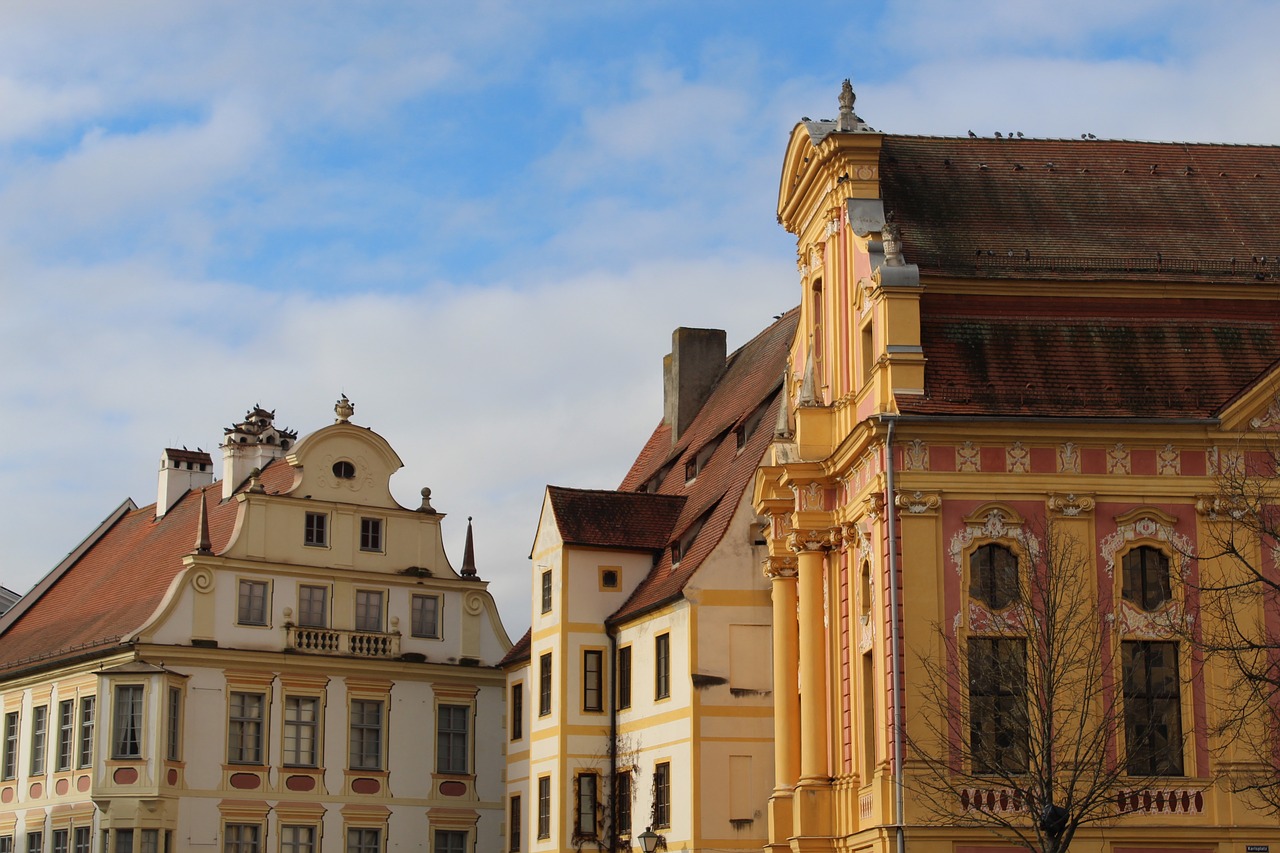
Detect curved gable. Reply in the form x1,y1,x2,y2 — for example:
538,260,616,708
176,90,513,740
283,422,405,509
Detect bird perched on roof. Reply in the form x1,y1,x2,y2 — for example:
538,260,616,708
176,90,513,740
968,130,977,138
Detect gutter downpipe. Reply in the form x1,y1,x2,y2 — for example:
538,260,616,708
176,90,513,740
883,414,906,853
608,624,620,853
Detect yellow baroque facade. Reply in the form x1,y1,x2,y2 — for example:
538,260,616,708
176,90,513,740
755,82,1280,853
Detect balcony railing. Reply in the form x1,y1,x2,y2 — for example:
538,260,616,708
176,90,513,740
287,625,401,659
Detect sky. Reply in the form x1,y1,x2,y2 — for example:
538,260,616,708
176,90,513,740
3,0,1280,639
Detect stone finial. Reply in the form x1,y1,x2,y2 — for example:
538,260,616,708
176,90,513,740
418,487,438,514
460,516,478,579
882,223,905,266
837,78,861,132
194,491,213,555
335,394,354,423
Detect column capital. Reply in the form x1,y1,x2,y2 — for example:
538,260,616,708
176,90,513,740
894,489,942,515
763,555,799,580
1046,492,1095,517
787,528,837,553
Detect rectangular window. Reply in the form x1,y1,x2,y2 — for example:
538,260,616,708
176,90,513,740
345,828,380,853
1123,640,1184,776
583,650,603,712
510,684,523,740
653,762,671,828
139,830,159,853
281,826,316,853
284,696,319,767
655,633,671,700
540,571,552,613
539,653,552,716
411,594,440,638
617,646,632,710
304,512,327,547
432,830,466,853
968,637,1028,773
77,698,94,768
72,828,89,853
0,837,11,853
237,579,268,626
576,773,598,838
25,833,41,853
227,692,265,764
116,829,134,853
223,824,261,853
537,776,551,839
51,830,67,853
166,687,182,761
509,794,522,852
1,712,15,779
360,518,383,552
113,685,143,759
297,585,328,628
349,700,383,770
436,704,469,774
615,771,632,838
354,590,384,633
56,700,74,772
30,705,47,775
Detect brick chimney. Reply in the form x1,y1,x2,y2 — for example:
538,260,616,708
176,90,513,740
157,448,214,518
663,327,726,445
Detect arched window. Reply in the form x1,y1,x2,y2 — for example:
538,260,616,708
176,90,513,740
969,543,1019,610
859,561,872,619
1122,546,1171,611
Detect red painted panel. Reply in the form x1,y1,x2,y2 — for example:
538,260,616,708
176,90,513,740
112,767,137,785
76,775,89,792
1029,446,1054,473
167,768,178,785
286,775,316,792
1182,449,1206,476
352,777,381,794
1082,447,1107,474
27,782,40,799
1,785,13,803
440,780,467,797
55,778,69,796
930,445,956,472
1131,448,1156,475
229,773,261,790
981,446,1004,472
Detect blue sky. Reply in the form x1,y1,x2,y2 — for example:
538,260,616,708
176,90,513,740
3,0,1278,634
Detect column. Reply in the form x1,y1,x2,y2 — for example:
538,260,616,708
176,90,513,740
794,534,830,783
765,555,800,852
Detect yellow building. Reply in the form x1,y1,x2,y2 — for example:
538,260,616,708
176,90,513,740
0,400,511,852
504,317,797,852
754,82,1280,853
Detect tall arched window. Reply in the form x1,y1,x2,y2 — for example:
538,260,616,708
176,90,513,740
1122,546,1171,611
969,543,1019,610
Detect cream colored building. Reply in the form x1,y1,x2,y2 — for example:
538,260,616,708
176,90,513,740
504,317,797,852
0,400,511,852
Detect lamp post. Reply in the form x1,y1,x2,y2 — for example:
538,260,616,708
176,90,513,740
637,826,659,853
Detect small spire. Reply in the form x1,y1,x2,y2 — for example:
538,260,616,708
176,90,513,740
194,491,213,555
797,344,819,407
774,368,793,439
460,516,478,579
335,394,354,423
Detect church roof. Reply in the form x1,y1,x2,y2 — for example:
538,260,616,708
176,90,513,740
879,136,1280,283
0,459,295,677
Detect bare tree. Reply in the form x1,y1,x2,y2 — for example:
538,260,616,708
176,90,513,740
910,519,1167,853
1189,434,1280,811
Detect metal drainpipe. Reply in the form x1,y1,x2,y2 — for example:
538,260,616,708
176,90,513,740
882,414,906,853
608,625,619,853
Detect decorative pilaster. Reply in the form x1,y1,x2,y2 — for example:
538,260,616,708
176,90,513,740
764,555,801,793
787,529,834,785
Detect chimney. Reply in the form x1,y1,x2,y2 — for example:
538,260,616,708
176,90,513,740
221,406,298,499
157,448,214,518
663,327,727,445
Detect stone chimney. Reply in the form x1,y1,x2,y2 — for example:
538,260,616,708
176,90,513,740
663,327,727,445
221,406,298,499
157,448,214,518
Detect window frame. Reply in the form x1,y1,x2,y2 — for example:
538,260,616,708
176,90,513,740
967,636,1028,774
166,686,182,762
540,570,552,614
538,653,552,716
615,770,632,839
1121,545,1173,612
509,793,522,852
510,683,523,741
50,829,67,853
303,512,328,547
348,699,384,771
1,712,15,780
76,698,94,769
359,517,384,553
969,542,1020,611
283,695,320,768
223,823,262,853
537,776,551,839
71,828,89,853
30,704,47,775
112,684,144,760
227,691,266,765
435,704,470,775
652,761,671,829
583,649,604,713
280,825,317,853
411,594,441,639
56,700,74,772
655,633,671,700
236,579,270,627
345,827,381,853
432,829,467,853
1122,639,1184,776
617,646,632,710
297,584,329,628
354,589,385,633
576,772,599,839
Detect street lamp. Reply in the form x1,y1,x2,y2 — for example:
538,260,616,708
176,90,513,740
637,826,659,853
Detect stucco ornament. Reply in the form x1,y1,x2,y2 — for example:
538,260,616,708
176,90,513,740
1006,441,1030,473
863,492,885,521
1157,443,1181,476
1057,441,1081,474
1106,442,1131,475
1249,393,1280,430
904,439,929,471
1099,516,1192,580
335,394,354,423
1046,493,1095,517
949,509,1042,578
763,554,798,580
957,441,981,472
895,490,941,514
881,223,905,267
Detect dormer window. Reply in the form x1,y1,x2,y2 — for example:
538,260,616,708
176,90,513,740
332,460,356,479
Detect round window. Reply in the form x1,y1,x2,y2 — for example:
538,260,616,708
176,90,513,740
332,461,356,479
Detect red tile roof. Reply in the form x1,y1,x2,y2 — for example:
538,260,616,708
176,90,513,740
880,137,1280,283
606,308,800,623
499,628,531,668
899,294,1280,419
0,458,296,677
546,487,685,551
